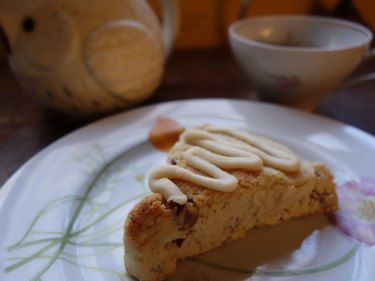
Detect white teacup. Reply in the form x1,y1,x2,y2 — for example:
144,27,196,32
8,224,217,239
228,15,373,110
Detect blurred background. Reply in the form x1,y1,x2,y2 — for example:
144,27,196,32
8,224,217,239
149,0,374,49
1,0,374,60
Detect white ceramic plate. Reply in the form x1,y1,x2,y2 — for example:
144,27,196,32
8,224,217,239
0,99,374,281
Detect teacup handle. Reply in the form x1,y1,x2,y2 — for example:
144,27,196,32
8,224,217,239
159,0,180,56
343,48,375,87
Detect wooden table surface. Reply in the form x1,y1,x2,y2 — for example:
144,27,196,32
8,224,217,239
0,46,375,187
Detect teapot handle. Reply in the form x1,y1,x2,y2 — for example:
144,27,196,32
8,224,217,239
159,0,180,56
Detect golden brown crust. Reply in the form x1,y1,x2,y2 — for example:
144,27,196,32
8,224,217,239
125,194,171,247
124,132,338,281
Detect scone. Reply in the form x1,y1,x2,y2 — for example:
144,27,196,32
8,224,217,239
124,125,338,281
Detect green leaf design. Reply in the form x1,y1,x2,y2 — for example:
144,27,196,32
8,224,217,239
5,142,149,280
189,245,359,277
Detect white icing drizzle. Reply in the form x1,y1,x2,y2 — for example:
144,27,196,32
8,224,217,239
148,126,301,204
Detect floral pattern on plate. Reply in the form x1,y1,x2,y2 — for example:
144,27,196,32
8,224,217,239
332,177,375,246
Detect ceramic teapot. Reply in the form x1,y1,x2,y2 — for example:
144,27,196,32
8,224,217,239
0,0,179,116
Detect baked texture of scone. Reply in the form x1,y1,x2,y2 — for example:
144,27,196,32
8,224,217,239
124,126,338,281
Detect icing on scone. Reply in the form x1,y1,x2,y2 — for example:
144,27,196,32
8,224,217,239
149,126,301,204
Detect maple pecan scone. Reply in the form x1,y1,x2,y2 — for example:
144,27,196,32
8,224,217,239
124,125,338,281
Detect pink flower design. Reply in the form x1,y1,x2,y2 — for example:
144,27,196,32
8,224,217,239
332,178,375,246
